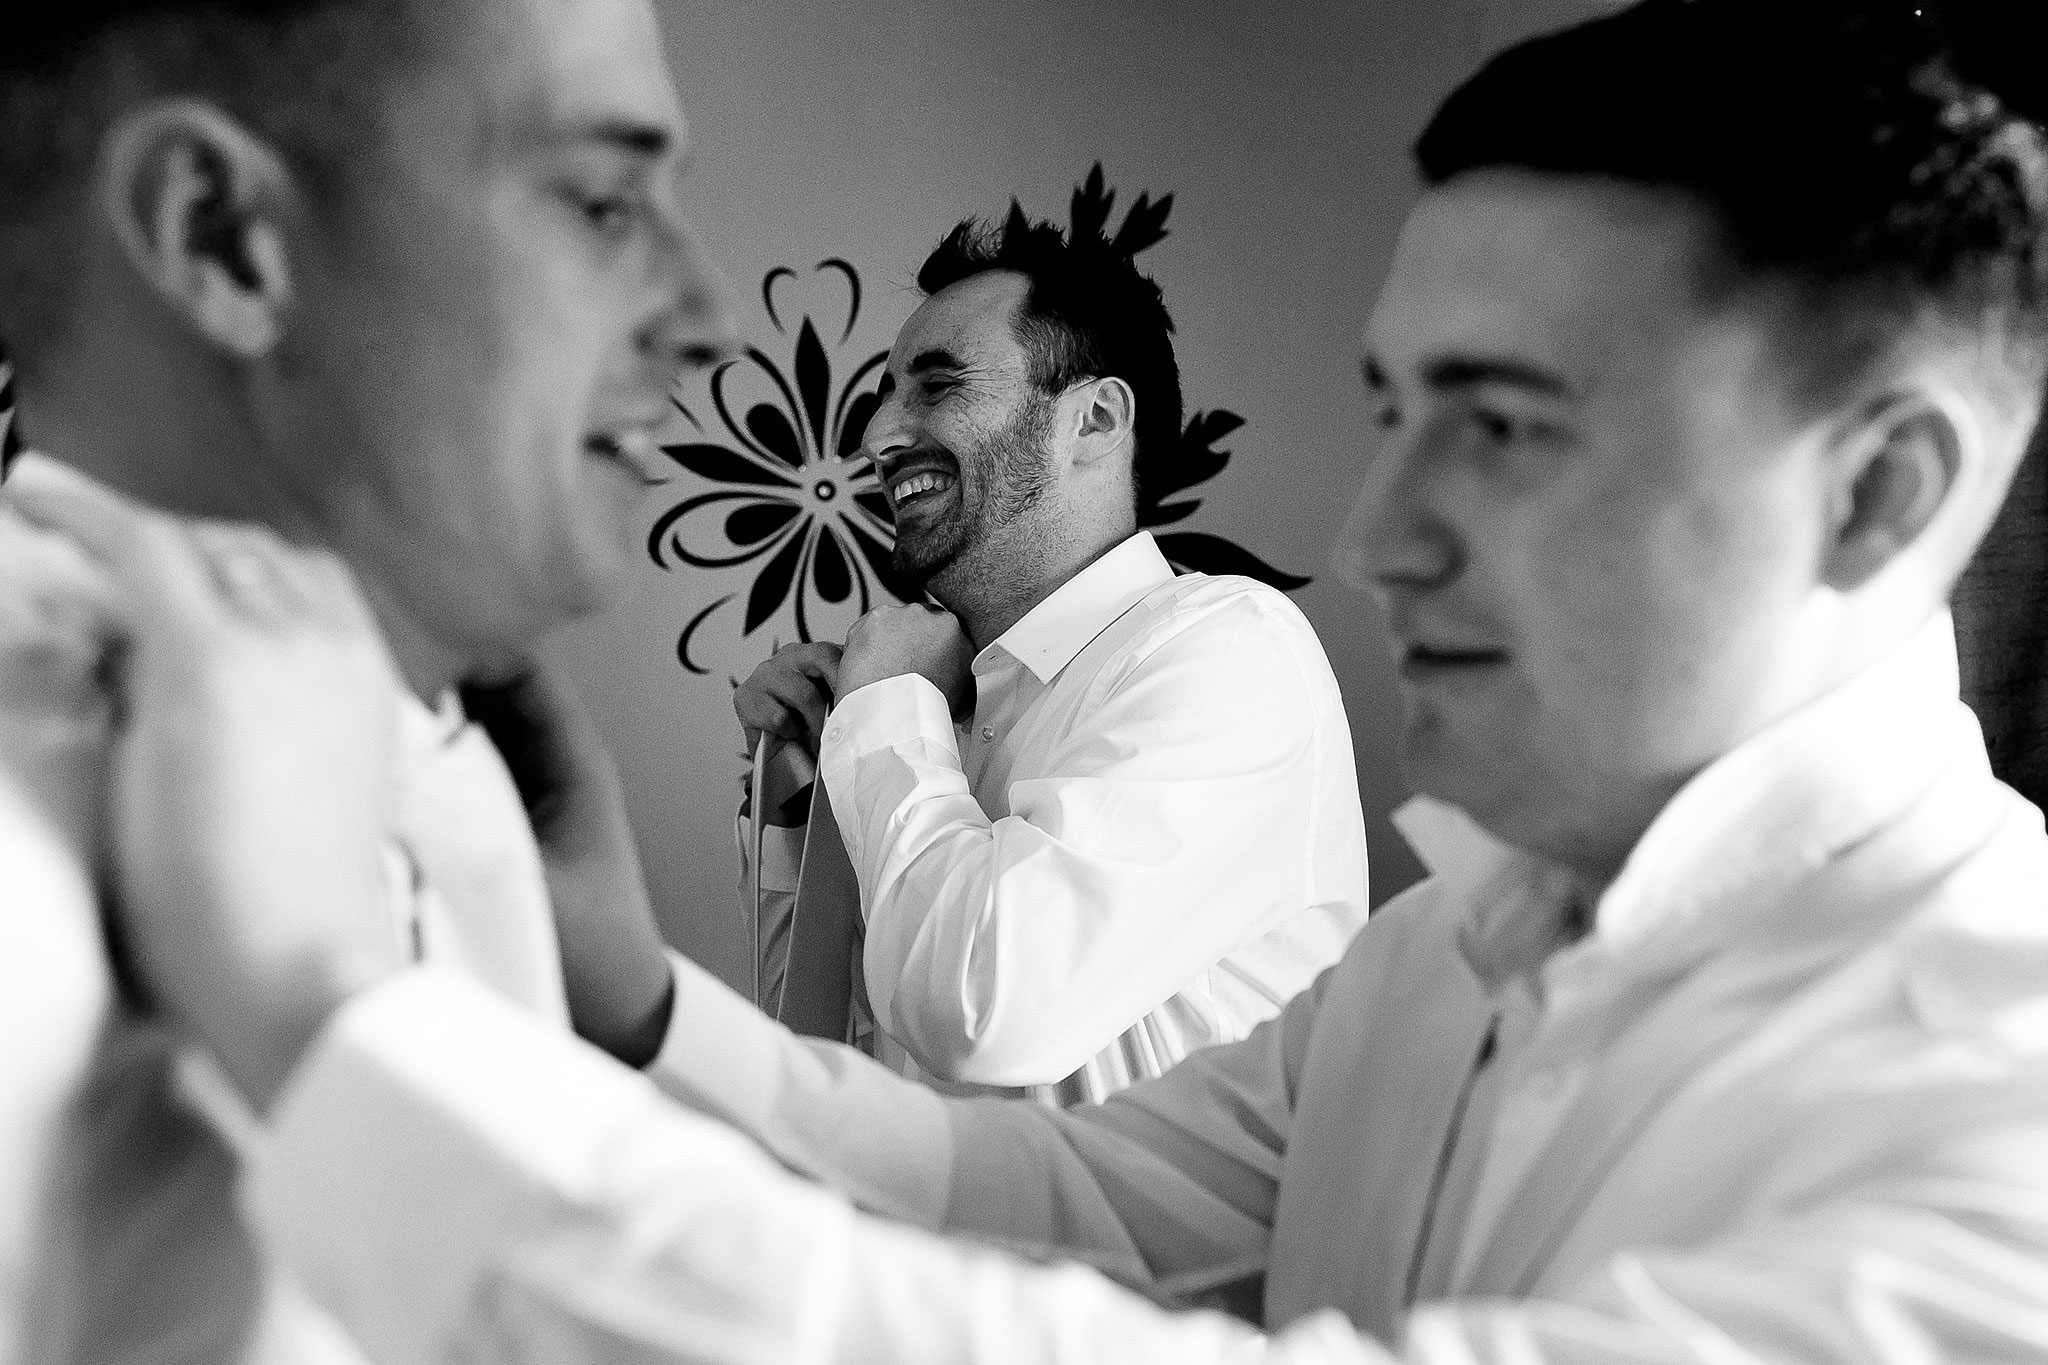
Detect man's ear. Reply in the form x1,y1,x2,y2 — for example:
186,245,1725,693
1820,389,1971,592
95,100,296,358
1069,375,1137,467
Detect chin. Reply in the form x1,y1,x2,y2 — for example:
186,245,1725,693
890,536,954,588
1399,714,1501,816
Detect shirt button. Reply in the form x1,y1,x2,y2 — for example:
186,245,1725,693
980,725,997,742
824,725,844,744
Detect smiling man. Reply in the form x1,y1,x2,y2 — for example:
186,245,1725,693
25,0,2048,1361
726,204,1370,1100
0,0,730,1358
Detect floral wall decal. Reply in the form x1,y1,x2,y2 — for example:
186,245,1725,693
644,169,1312,676
650,261,908,675
0,350,20,472
1146,408,1311,591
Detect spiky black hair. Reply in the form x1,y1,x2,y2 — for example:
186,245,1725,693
917,164,1185,503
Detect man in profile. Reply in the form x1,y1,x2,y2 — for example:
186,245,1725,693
0,0,731,1357
729,196,1369,1101
24,0,2048,1360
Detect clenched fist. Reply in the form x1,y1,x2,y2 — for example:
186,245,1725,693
835,603,975,717
733,640,844,756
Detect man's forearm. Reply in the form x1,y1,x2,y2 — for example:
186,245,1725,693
248,965,1389,1365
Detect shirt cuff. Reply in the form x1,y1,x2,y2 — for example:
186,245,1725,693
820,674,959,771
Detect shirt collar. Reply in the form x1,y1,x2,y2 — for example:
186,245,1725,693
1400,610,1972,991
980,532,1175,684
9,449,62,486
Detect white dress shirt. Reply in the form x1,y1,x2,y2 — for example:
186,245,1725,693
248,609,2048,1363
745,532,1370,1102
0,458,572,1364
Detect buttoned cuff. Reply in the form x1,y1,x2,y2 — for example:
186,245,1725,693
820,674,959,769
818,676,962,874
737,806,809,894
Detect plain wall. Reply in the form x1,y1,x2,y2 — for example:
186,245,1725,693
546,0,1615,990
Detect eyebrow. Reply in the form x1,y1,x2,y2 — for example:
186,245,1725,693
907,348,967,375
569,118,676,161
1362,352,1575,399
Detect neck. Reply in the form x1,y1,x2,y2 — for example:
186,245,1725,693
14,363,467,701
931,516,1136,651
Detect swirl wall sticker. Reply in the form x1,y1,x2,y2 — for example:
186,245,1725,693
651,168,1311,680
0,352,19,472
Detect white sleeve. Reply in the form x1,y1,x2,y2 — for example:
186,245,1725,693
817,596,1353,1087
1394,1108,2048,1364
249,966,1400,1365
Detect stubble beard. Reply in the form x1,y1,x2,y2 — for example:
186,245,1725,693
891,393,1057,588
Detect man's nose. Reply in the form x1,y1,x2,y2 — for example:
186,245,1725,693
858,388,913,470
642,220,744,376
1330,430,1461,601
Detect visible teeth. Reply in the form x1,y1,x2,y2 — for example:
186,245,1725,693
893,472,948,501
614,430,658,463
592,429,665,480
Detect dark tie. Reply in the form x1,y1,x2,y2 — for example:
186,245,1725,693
770,756,866,1042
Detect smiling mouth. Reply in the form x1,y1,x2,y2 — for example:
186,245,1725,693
1400,644,1512,679
586,431,668,487
886,466,958,511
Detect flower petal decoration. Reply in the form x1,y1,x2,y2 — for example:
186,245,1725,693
651,261,906,676
0,350,21,472
1140,407,1312,591
653,180,1314,679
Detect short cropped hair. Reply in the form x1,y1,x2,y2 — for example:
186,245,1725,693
0,1,419,352
916,206,1184,505
1416,0,2048,416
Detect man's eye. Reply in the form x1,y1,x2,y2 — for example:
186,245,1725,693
1372,403,1402,432
1471,409,1524,444
573,190,646,235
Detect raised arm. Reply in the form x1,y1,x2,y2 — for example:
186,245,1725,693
824,590,1364,1085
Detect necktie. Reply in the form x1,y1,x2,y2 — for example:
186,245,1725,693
758,737,865,1042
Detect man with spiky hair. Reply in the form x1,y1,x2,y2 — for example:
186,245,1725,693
725,174,1369,1102
25,0,2048,1360
0,0,733,1358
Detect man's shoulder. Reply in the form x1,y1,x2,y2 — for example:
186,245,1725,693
1886,789,2048,1056
1119,569,1328,664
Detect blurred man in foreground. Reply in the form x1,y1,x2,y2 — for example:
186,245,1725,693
0,0,731,1357
21,0,2048,1361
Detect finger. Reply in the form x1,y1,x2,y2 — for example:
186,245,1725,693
756,669,831,739
3,463,217,624
295,547,383,636
187,522,308,623
0,503,123,635
776,641,844,685
734,686,809,742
